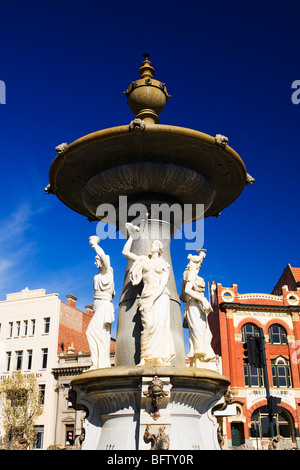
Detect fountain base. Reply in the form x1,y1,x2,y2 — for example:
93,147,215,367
70,366,229,450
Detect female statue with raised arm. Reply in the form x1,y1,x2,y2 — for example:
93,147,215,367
86,236,115,369
122,223,175,366
181,250,215,367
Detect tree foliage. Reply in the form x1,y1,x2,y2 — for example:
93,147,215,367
0,371,43,449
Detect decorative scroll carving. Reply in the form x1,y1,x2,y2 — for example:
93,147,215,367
215,134,228,148
68,388,89,418
218,389,233,411
129,118,146,132
44,183,53,194
246,173,255,185
55,142,68,154
217,426,224,450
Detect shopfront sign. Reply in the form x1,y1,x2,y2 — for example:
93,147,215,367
0,372,44,382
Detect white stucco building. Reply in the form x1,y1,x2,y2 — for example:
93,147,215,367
0,287,92,449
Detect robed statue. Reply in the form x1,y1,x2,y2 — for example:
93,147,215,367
86,236,115,369
122,223,175,366
181,249,215,367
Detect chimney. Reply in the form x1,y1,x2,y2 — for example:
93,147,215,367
66,294,78,308
85,304,93,318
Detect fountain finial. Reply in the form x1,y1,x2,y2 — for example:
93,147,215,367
124,53,170,124
139,53,155,79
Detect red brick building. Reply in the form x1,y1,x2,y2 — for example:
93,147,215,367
58,294,93,355
210,265,300,449
58,293,116,361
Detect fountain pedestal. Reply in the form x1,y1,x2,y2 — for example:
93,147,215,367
71,366,229,450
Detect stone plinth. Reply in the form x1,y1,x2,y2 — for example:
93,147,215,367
70,366,230,450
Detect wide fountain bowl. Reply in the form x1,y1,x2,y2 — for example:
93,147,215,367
48,123,249,225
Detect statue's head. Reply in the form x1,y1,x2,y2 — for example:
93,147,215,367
149,240,163,255
95,255,102,268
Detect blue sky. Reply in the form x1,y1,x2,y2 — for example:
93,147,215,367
0,1,300,342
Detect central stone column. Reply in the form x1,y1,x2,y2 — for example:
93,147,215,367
115,218,186,367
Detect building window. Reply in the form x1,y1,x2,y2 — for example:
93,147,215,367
44,317,50,334
242,323,262,387
16,321,21,337
271,356,292,387
39,384,46,405
277,409,294,438
250,406,294,440
6,352,11,371
23,320,28,336
34,426,44,449
27,350,33,370
41,348,48,369
9,322,13,337
268,324,287,345
31,319,36,336
241,323,259,343
15,351,23,370
243,360,264,387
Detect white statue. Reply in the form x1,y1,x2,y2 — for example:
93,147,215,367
122,223,175,366
181,250,215,367
86,236,115,369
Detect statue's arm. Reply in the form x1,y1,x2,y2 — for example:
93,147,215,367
122,235,138,262
184,281,204,302
122,223,140,262
89,236,110,271
94,244,111,271
184,281,212,313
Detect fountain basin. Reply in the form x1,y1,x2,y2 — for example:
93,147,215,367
48,124,248,224
70,365,230,450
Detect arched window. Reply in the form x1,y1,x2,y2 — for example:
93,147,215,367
268,324,287,345
241,323,263,387
271,356,292,388
241,323,259,343
250,406,294,440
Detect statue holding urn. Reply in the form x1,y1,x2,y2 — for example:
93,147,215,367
86,236,115,369
122,223,175,366
181,249,215,367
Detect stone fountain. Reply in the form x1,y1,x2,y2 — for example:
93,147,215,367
46,54,253,450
